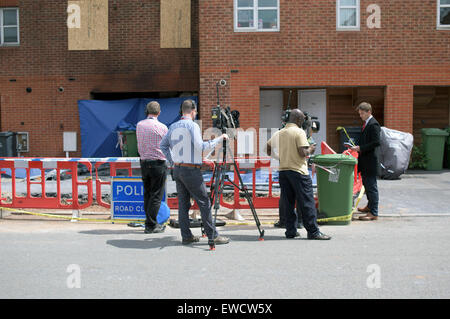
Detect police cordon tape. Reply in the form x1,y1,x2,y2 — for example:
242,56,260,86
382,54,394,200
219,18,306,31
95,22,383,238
0,186,365,225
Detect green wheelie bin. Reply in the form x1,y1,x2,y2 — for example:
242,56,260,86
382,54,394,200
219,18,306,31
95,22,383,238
444,127,450,169
120,130,139,157
311,154,357,225
421,128,449,171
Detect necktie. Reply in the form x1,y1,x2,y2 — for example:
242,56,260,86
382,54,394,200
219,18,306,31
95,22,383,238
362,122,366,131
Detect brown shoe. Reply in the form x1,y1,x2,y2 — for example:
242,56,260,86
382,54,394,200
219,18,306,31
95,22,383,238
358,213,378,221
357,206,371,213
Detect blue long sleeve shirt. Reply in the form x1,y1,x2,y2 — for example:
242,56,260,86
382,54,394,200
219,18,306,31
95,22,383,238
160,118,221,166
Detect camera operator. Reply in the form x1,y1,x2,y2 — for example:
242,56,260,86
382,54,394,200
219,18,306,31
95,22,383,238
136,101,168,234
266,109,331,240
160,99,230,246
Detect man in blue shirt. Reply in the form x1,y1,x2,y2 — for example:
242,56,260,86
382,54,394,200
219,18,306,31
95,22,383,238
160,99,230,245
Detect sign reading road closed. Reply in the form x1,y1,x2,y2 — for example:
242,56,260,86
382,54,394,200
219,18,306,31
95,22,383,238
111,177,170,223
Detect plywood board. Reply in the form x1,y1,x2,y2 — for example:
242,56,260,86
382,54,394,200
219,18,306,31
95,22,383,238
327,87,385,152
160,0,191,48
68,0,108,51
413,86,450,144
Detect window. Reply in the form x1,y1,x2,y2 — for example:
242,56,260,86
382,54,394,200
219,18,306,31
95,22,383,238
0,8,19,45
234,0,279,32
438,0,450,29
336,0,360,30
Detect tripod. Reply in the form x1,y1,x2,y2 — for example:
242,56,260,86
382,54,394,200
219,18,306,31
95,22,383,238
207,133,265,250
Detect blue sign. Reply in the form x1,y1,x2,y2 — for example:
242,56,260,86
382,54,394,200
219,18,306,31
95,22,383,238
111,177,170,223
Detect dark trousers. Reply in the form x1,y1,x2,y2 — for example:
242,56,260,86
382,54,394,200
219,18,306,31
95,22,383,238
361,173,379,216
140,160,167,229
173,166,218,240
279,170,320,237
278,199,303,227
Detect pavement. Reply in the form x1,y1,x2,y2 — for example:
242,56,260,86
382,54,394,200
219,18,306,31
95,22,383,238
0,169,450,300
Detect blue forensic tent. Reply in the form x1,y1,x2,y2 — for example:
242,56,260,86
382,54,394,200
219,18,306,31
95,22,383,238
78,97,197,157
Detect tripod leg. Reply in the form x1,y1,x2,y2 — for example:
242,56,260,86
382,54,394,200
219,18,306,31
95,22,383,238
230,159,265,240
209,164,224,250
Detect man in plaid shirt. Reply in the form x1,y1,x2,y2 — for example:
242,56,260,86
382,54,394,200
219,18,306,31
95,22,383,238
136,101,168,234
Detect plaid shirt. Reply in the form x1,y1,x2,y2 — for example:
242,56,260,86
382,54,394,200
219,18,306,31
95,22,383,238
136,116,168,160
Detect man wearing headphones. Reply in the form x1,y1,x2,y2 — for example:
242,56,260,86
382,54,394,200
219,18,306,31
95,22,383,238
160,99,230,246
136,101,168,234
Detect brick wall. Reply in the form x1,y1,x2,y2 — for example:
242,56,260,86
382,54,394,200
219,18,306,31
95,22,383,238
199,0,450,137
0,0,199,156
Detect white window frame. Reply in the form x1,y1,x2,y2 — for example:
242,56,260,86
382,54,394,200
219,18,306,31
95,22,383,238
234,0,280,32
0,7,20,46
437,0,450,30
336,0,360,31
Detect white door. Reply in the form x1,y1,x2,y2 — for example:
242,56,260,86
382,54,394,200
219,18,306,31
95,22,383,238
298,89,327,154
259,90,283,155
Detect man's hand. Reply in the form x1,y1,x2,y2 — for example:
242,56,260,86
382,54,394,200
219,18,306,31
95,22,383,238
309,144,316,155
221,134,229,140
350,145,360,152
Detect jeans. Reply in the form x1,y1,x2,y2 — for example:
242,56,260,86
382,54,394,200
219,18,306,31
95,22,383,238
279,170,320,237
173,166,218,240
361,173,379,216
140,160,167,229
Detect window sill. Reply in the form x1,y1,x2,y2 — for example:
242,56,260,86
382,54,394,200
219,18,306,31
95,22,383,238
437,26,450,30
234,28,280,33
336,27,360,32
0,43,20,47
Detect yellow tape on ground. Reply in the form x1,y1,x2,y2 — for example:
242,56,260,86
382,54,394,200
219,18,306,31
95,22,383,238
316,186,365,223
0,207,142,224
1,187,365,226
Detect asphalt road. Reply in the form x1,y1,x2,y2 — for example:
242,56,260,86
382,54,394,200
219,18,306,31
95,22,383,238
0,216,449,299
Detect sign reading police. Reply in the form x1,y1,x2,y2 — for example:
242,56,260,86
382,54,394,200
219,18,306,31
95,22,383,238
111,177,170,223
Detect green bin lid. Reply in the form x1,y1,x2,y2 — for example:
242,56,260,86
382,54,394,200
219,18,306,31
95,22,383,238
311,154,357,165
421,128,449,136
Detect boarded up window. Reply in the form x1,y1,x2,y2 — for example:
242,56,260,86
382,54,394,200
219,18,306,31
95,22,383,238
67,0,108,51
160,0,191,48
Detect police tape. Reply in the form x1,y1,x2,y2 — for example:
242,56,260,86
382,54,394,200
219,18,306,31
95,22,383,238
0,206,276,226
316,185,365,223
0,206,142,224
1,186,365,225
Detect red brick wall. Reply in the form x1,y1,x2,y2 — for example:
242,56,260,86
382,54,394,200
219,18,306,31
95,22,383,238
199,0,450,136
0,0,18,6
0,0,199,157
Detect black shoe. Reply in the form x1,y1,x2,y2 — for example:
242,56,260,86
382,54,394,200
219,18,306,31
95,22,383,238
307,231,331,240
274,220,285,228
182,236,200,245
286,232,300,239
144,224,166,234
275,220,303,229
